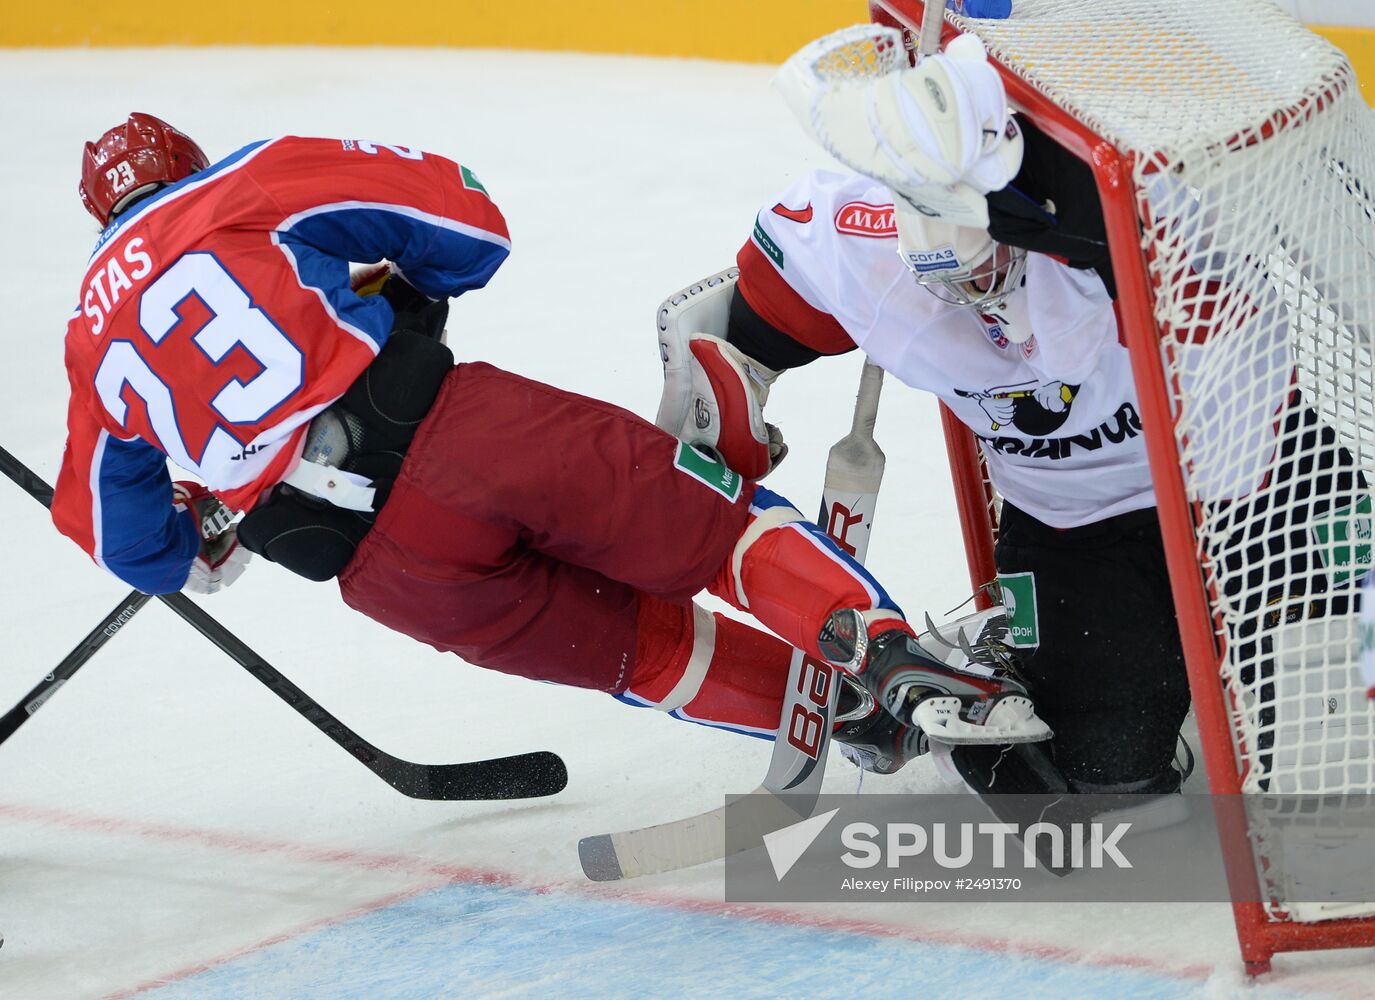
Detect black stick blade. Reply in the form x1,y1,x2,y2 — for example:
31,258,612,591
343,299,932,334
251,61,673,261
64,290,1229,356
389,750,568,801
0,445,569,805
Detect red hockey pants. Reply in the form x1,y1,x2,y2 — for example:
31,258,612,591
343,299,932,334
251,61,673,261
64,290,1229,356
339,362,759,691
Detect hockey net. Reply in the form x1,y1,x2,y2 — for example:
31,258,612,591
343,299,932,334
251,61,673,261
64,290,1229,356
871,0,1375,973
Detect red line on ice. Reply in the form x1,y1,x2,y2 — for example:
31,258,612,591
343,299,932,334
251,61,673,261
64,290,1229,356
1,800,1220,994
101,881,451,1000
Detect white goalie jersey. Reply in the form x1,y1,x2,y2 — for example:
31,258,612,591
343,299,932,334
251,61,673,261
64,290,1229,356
738,169,1155,529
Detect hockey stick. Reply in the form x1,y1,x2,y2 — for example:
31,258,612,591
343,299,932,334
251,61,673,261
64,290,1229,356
0,443,567,800
817,359,886,564
577,6,951,879
0,589,151,746
578,362,888,880
578,647,837,880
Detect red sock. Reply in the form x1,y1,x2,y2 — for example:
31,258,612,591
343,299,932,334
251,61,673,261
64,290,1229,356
624,595,793,737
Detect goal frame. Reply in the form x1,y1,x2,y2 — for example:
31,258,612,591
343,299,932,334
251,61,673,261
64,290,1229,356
870,0,1375,974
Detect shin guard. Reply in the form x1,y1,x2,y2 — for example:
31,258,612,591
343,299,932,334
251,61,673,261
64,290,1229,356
621,595,793,738
708,486,904,658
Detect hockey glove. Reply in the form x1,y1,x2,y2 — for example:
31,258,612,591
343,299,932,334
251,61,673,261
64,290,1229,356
774,27,1022,227
172,481,250,595
655,269,787,479
380,272,449,341
351,262,450,340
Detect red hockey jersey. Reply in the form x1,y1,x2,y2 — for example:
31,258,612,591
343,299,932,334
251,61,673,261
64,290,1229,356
53,136,510,593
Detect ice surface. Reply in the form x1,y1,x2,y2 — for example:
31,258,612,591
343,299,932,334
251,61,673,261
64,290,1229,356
0,47,1370,999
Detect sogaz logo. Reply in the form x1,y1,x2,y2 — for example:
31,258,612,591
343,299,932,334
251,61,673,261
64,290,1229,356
903,244,960,274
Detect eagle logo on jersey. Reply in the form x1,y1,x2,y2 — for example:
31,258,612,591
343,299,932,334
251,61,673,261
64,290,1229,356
954,380,1079,435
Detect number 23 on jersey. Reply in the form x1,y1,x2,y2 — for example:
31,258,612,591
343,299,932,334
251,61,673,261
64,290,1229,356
87,237,303,475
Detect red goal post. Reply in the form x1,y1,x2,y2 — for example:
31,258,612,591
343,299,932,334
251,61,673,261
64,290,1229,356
870,0,1375,975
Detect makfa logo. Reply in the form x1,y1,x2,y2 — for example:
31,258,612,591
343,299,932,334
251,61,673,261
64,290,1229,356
834,201,897,238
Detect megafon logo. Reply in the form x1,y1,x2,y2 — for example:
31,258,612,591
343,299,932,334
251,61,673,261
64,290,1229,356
834,201,897,238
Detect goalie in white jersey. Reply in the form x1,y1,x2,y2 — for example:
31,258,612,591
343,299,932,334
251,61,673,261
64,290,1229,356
656,28,1365,803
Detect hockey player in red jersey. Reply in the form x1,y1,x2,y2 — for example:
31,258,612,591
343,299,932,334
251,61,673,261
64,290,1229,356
52,113,1045,773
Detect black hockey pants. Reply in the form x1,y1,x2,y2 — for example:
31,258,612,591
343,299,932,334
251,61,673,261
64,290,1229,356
994,503,1192,788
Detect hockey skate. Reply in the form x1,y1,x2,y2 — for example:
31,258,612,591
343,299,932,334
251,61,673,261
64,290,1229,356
819,606,1052,746
831,673,927,774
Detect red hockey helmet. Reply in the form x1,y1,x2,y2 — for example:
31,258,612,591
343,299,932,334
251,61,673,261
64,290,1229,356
79,113,210,226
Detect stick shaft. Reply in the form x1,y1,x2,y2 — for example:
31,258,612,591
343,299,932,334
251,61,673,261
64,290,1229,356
919,0,947,59
850,358,886,436
0,443,566,800
0,590,152,745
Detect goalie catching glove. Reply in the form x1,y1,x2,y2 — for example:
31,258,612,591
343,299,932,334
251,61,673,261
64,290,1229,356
654,268,786,479
172,482,249,595
774,25,1022,227
820,605,1051,746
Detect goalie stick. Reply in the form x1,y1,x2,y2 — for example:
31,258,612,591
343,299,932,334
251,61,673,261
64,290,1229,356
578,6,950,880
0,443,567,801
578,646,838,880
577,360,888,881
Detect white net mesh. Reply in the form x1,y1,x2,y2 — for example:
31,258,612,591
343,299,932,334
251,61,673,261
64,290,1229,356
922,0,1375,920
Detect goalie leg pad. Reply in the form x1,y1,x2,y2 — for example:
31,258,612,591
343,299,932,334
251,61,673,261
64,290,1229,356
622,595,792,738
708,486,903,660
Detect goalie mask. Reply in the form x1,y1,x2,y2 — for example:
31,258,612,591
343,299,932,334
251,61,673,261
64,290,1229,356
895,200,1027,317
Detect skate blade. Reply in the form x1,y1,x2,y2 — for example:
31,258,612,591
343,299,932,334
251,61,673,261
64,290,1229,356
913,694,1053,745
